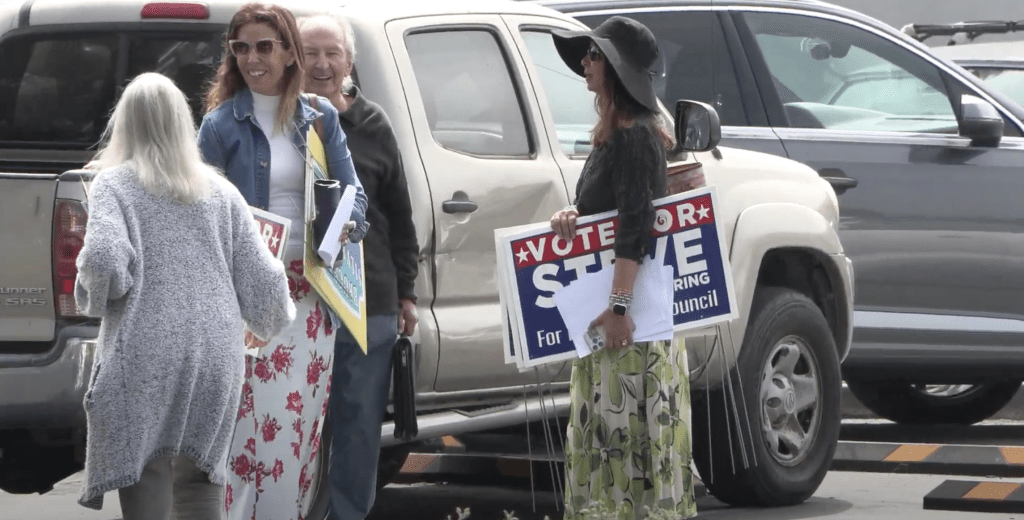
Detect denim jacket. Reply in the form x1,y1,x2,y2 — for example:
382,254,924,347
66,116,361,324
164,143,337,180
197,88,369,242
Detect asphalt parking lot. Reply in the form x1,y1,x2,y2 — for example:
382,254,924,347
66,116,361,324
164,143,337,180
4,388,1022,520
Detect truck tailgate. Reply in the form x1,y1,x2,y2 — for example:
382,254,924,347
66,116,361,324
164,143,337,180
0,174,57,344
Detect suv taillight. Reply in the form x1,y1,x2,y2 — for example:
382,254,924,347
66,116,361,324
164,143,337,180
53,200,88,318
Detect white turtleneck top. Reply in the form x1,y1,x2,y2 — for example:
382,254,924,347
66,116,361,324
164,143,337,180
251,91,305,254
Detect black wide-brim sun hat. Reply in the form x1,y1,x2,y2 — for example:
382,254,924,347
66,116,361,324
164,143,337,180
552,16,661,113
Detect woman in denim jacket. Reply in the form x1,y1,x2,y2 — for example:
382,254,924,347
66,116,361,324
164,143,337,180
197,4,367,519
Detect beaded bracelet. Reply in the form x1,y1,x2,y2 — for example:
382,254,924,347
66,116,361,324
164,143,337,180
609,291,633,307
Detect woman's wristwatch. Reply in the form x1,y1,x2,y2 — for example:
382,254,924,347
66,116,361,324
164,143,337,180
609,290,633,316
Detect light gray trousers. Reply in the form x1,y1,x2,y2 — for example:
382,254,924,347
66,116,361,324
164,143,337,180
117,455,224,520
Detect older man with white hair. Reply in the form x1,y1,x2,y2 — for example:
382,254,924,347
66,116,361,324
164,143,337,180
299,13,419,520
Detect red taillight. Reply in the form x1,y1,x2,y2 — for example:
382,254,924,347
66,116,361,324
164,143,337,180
53,200,88,318
141,2,210,20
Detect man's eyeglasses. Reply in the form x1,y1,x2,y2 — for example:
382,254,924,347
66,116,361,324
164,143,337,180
228,38,283,57
586,46,602,62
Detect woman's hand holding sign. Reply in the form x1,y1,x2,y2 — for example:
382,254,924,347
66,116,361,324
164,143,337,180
550,204,640,351
550,206,579,241
337,220,356,245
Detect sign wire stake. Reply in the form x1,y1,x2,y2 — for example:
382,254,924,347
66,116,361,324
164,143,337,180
701,334,718,485
523,385,537,512
715,328,738,475
725,351,750,469
718,324,750,469
724,324,758,468
534,369,562,512
547,379,566,501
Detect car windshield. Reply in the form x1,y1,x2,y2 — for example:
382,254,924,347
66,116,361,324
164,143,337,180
964,66,1024,108
750,25,958,133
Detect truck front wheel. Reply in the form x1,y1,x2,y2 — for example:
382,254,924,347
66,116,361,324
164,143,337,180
692,286,841,506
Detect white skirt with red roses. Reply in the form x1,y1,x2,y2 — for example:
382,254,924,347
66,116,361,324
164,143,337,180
226,255,335,520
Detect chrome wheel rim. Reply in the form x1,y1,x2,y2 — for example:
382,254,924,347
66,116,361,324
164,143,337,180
759,335,822,467
915,384,979,399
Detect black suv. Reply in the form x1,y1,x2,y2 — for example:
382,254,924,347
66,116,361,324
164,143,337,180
543,0,1024,426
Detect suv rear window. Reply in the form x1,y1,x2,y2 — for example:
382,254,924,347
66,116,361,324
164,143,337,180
0,29,222,148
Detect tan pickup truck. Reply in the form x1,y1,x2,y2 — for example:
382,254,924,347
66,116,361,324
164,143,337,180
0,0,853,514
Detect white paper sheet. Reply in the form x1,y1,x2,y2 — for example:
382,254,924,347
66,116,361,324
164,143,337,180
316,185,357,267
632,264,675,343
553,261,674,358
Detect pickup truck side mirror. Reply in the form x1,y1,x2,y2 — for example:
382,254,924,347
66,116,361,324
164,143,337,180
675,100,721,152
959,94,1003,147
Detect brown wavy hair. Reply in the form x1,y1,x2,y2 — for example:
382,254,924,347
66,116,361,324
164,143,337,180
204,3,305,133
592,59,673,150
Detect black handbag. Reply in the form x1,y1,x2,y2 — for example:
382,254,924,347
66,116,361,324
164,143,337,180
391,335,418,441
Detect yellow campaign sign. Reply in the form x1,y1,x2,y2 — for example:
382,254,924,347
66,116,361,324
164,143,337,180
303,127,367,353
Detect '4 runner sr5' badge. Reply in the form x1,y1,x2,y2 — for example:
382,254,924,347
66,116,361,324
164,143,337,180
1,287,48,306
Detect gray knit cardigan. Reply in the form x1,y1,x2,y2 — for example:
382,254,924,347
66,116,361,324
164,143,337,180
75,166,295,509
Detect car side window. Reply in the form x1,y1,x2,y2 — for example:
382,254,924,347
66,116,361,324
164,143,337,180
406,30,531,157
519,30,597,156
741,12,957,134
576,11,750,126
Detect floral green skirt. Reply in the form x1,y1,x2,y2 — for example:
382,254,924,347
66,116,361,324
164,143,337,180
564,338,696,520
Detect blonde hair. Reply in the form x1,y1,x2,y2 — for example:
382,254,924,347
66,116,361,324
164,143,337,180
93,72,218,204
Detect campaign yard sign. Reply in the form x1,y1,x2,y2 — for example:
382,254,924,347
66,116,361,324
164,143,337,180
496,186,738,369
249,206,290,260
302,128,368,353
245,207,290,355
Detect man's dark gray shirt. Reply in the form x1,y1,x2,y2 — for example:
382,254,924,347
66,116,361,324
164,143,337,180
338,85,418,316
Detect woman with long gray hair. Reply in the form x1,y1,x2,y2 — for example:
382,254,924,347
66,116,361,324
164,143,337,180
75,72,295,519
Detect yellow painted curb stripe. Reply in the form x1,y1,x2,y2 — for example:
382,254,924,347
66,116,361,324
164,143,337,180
1001,447,1024,465
883,444,940,462
400,453,438,474
442,435,464,448
963,482,1022,501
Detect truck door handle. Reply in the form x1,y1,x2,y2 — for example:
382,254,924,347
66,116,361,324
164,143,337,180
824,177,858,189
819,169,859,195
442,199,478,214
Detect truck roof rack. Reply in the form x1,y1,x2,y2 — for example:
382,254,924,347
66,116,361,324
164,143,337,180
901,21,1024,45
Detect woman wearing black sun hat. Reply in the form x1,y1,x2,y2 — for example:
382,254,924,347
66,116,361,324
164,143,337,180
548,16,696,520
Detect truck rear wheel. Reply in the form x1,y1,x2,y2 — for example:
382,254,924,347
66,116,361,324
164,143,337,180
0,440,80,495
846,380,1021,425
692,287,841,506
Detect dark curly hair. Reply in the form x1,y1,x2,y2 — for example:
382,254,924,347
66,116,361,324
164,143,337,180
592,56,673,150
